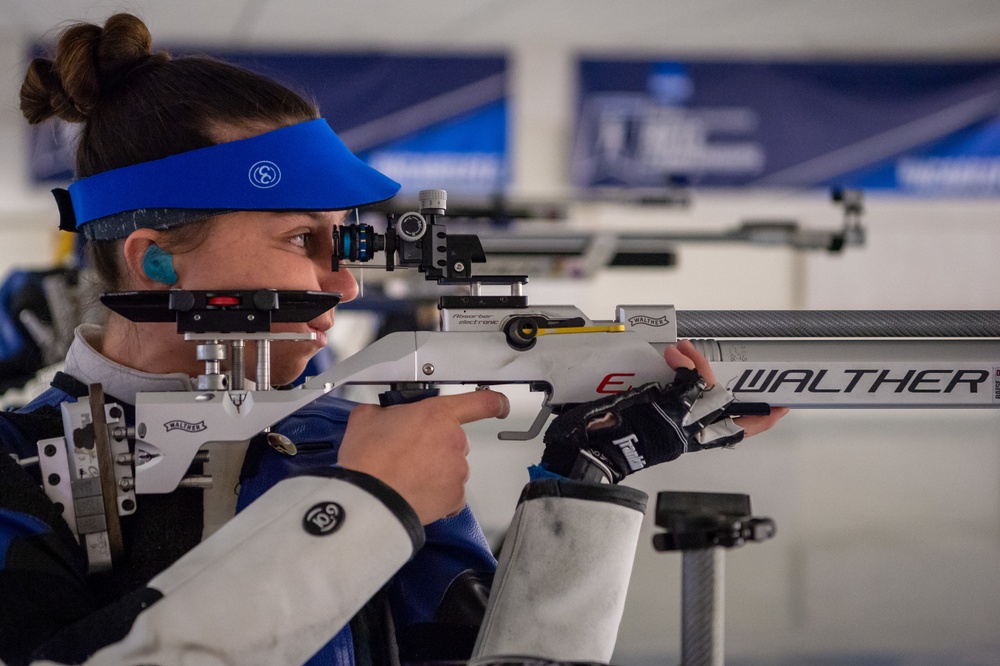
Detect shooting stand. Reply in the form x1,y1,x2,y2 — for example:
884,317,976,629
653,491,775,666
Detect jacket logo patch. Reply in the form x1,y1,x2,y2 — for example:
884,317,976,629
164,420,207,433
304,502,345,536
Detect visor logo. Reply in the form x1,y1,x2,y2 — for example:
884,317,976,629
249,161,281,188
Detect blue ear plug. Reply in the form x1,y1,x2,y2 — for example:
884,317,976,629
142,244,178,285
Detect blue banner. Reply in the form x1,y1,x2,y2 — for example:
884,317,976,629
29,49,508,196
574,59,1000,195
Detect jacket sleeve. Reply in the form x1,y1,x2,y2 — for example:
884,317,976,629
77,467,424,666
3,407,426,666
22,467,423,666
472,478,648,662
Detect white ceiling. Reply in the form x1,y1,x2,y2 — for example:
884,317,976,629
2,0,1000,57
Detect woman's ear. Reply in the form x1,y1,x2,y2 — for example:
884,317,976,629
123,230,177,288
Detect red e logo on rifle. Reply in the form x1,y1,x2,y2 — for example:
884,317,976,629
596,373,635,394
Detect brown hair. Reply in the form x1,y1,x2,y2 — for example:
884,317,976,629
20,13,319,290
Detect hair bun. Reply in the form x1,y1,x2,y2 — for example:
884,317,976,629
20,13,165,124
96,14,162,91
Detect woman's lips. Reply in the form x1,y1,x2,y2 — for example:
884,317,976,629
309,323,330,348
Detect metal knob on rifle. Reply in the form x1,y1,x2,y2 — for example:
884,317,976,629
419,189,447,215
396,212,428,242
196,341,228,391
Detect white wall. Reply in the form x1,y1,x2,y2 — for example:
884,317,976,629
2,20,999,666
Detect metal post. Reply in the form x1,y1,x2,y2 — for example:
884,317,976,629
682,547,725,666
230,339,245,391
256,339,270,390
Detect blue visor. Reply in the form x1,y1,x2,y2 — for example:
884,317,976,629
59,119,400,239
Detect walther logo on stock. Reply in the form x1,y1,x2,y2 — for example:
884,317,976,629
732,368,989,394
627,315,670,327
164,420,208,433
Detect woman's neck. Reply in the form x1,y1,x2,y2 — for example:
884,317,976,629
99,313,201,377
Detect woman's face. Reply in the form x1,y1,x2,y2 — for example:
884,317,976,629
169,209,359,385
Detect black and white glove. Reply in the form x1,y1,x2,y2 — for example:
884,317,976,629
541,368,745,483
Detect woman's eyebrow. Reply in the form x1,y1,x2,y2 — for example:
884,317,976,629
303,211,348,225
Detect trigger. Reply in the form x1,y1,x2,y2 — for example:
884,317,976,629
498,404,553,441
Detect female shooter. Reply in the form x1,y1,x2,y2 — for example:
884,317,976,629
0,13,784,665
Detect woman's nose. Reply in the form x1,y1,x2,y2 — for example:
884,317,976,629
319,261,359,303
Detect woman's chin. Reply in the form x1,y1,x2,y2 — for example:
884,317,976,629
267,366,308,387
262,343,317,386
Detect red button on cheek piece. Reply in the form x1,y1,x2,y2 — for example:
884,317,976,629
207,296,241,306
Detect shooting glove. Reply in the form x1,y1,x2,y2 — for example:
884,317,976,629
541,368,744,482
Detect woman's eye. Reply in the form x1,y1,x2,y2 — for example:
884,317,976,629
290,233,309,248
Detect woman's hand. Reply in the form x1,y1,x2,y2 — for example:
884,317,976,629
337,390,510,524
665,338,789,437
540,338,789,482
